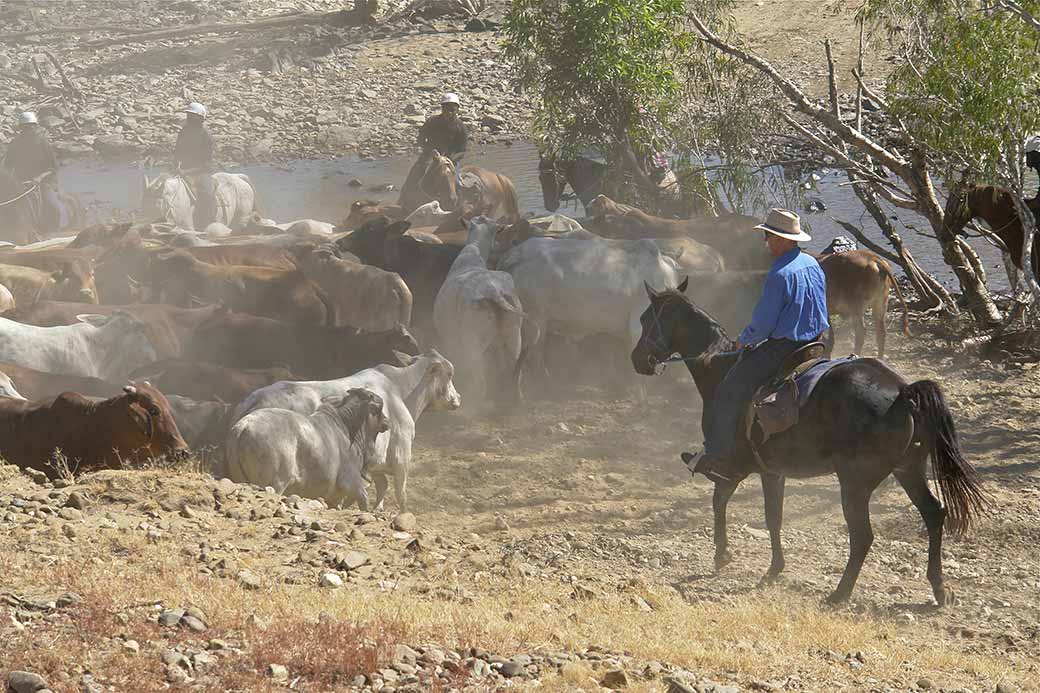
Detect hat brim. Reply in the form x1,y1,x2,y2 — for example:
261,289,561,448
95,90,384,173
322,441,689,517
754,222,812,242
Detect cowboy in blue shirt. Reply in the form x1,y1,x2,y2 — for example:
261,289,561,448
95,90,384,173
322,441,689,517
686,208,829,482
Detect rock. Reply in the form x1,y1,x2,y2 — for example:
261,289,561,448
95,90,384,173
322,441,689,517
92,134,142,159
6,671,48,693
237,570,262,590
122,639,140,654
55,592,81,608
192,652,216,671
498,661,524,678
22,469,48,485
182,614,207,632
493,516,509,531
996,684,1018,693
321,573,344,588
267,664,289,681
207,639,228,651
65,492,88,510
179,506,196,519
392,513,418,532
347,178,364,187
602,669,629,689
918,679,934,691
57,508,82,521
158,608,186,628
339,551,369,570
481,114,508,132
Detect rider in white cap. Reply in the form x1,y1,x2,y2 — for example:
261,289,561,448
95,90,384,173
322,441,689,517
2,110,61,229
173,102,216,229
400,93,469,210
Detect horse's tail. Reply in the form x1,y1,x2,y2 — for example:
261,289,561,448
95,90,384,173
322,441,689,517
499,174,521,224
899,380,988,535
877,258,910,336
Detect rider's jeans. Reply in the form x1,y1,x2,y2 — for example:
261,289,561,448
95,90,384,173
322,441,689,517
705,337,809,459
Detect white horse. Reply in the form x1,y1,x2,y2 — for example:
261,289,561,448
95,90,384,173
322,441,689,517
142,173,258,231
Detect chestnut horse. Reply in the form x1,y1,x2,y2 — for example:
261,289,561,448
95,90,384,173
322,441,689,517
944,184,1040,281
631,280,986,605
399,152,520,224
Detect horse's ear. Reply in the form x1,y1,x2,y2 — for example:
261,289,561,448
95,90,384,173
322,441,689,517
644,280,658,299
677,276,689,294
430,149,441,158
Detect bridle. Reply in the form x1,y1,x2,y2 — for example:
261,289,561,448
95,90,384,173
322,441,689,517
642,296,698,372
419,156,457,208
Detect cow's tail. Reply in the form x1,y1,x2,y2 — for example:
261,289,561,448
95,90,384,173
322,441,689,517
499,174,521,225
898,380,989,535
223,419,252,486
877,258,910,336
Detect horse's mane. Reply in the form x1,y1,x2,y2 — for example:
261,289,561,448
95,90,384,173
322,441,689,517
657,288,734,354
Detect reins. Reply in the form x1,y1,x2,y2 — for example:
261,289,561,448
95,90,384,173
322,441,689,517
0,182,38,207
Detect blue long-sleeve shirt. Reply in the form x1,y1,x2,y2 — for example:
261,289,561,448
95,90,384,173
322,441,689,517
739,248,829,345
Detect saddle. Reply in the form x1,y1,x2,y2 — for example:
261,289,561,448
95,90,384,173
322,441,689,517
743,341,827,448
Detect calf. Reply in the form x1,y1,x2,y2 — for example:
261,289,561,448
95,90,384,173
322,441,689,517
227,389,388,509
129,359,299,403
0,361,122,401
149,250,333,326
289,243,412,330
817,249,910,358
232,350,462,512
183,312,419,380
0,383,188,478
0,250,99,303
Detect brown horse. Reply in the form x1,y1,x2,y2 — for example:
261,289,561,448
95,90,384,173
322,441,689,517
817,249,910,358
401,152,521,224
944,184,1040,278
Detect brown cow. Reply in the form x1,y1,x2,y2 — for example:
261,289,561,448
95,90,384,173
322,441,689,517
340,199,407,231
584,195,771,270
0,382,188,478
129,359,299,403
0,262,98,305
4,301,229,360
288,243,413,330
183,312,419,379
0,248,100,303
0,361,122,401
817,249,910,358
94,231,298,304
149,250,333,325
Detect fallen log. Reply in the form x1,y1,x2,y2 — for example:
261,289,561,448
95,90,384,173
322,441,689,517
0,24,152,42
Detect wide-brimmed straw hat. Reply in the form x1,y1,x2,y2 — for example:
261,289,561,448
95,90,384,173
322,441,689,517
754,208,812,242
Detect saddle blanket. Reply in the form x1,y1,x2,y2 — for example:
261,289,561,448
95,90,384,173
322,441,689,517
794,354,859,408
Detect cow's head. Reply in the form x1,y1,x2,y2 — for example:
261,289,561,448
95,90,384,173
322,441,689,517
378,323,420,362
396,349,462,412
114,382,190,465
325,388,389,447
48,260,99,304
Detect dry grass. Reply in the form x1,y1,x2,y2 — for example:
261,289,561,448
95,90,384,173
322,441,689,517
0,535,1030,692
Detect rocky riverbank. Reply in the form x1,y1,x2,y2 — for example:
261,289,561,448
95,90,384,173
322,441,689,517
0,0,533,166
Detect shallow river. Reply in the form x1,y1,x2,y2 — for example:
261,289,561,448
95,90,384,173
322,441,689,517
61,141,1016,291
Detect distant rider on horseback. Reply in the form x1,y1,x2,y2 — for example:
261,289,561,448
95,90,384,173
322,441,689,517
400,93,469,209
2,111,61,230
1026,136,1040,203
684,209,829,483
173,102,216,230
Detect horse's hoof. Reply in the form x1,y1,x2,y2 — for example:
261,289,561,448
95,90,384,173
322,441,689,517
714,552,734,573
824,591,850,606
758,569,784,587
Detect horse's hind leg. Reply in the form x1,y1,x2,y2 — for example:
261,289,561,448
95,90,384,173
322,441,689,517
827,482,875,604
760,473,786,583
893,459,950,606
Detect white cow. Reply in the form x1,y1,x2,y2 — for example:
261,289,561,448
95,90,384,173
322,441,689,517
0,312,158,382
142,172,258,231
433,216,524,406
247,215,336,236
226,389,389,509
230,350,461,512
497,236,680,383
405,201,455,228
0,372,25,399
0,283,14,314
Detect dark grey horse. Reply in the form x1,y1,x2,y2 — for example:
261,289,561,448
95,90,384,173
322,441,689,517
631,278,987,605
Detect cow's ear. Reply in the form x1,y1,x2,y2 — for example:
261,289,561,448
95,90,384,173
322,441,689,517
392,350,417,367
76,313,111,327
677,276,689,293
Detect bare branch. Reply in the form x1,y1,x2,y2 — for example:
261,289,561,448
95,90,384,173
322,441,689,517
994,0,1040,31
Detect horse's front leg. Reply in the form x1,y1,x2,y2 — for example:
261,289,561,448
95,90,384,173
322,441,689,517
760,473,786,583
712,477,742,572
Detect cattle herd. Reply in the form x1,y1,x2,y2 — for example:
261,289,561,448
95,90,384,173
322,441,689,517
0,180,910,513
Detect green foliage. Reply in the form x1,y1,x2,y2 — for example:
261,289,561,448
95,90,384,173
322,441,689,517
503,0,693,158
862,0,1040,188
